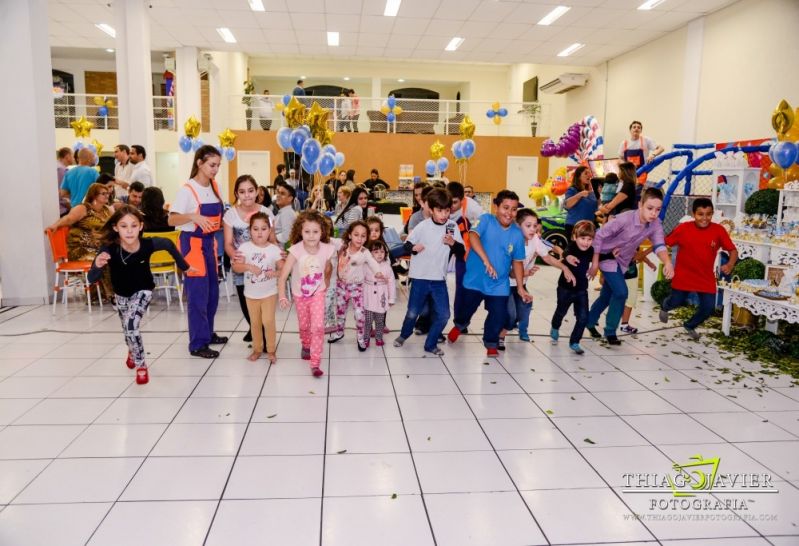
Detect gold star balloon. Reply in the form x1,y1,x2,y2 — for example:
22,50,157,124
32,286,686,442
305,102,331,141
320,128,334,147
183,116,201,139
91,139,104,156
772,100,794,137
430,139,445,160
218,128,237,148
459,115,475,139
284,97,306,129
70,116,94,138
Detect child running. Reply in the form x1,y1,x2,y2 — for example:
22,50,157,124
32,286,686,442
232,213,283,363
499,209,575,347
550,220,595,354
328,220,385,350
278,211,336,377
363,239,396,348
88,206,192,384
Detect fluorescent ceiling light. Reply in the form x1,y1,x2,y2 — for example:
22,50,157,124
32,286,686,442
327,31,340,46
300,75,306,79
537,6,570,26
638,0,666,9
95,23,116,38
445,37,464,51
557,42,584,57
397,78,405,82
106,48,114,53
384,0,401,17
248,0,265,11
343,77,350,81
216,27,237,43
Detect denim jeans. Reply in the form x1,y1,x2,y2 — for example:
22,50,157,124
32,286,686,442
551,287,589,344
452,259,467,328
399,279,450,352
662,288,716,329
587,265,627,336
454,286,508,348
504,288,533,336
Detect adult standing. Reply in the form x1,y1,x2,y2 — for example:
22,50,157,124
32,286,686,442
348,89,360,133
292,80,306,96
254,90,273,130
61,148,99,207
563,166,598,240
56,147,74,216
338,90,351,132
618,121,663,183
113,144,133,201
168,145,228,359
129,145,154,186
599,162,637,217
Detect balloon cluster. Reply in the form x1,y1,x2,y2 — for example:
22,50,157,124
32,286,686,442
215,128,237,162
426,140,448,176
93,96,114,118
485,102,508,126
767,99,799,190
69,116,100,165
72,138,104,166
528,167,569,203
178,116,204,153
540,115,604,163
452,139,476,162
276,125,345,177
380,95,403,123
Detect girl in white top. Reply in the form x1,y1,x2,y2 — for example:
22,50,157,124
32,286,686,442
363,240,396,348
328,220,384,349
223,175,276,343
232,213,283,363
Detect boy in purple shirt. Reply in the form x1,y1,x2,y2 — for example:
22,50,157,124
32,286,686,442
586,187,674,345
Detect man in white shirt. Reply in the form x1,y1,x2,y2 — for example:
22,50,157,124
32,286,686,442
129,144,154,186
255,89,273,130
113,144,134,201
284,169,300,189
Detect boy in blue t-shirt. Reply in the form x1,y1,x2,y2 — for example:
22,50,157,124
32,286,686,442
447,190,531,356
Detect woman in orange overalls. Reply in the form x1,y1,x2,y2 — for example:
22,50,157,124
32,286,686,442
168,146,228,358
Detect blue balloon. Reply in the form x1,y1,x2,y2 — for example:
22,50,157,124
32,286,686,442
301,155,319,174
498,108,508,117
387,112,396,123
73,141,84,151
335,152,345,167
387,95,396,109
87,144,97,154
461,139,476,159
301,138,322,164
772,141,798,169
276,127,292,150
215,146,224,155
437,157,449,172
98,106,108,117
425,160,436,176
192,138,203,152
452,140,464,159
299,125,311,137
290,129,307,154
322,144,337,156
486,109,496,119
319,153,336,177
224,147,236,161
282,94,290,106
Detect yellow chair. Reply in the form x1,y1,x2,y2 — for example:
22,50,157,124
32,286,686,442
143,231,184,312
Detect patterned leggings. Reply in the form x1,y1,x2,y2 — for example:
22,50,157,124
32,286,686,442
115,290,152,367
364,311,387,343
335,280,365,344
295,290,326,368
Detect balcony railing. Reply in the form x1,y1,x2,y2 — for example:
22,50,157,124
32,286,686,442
53,93,176,132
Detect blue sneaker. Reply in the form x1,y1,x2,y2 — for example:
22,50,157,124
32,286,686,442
569,343,585,355
519,333,530,342
550,328,559,345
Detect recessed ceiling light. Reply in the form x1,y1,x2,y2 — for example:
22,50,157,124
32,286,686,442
216,27,237,43
445,37,464,51
557,42,584,57
537,6,570,26
106,48,114,53
95,23,116,38
384,0,401,17
397,78,405,82
638,0,666,9
327,32,340,46
300,75,306,79
248,0,265,11
343,77,350,81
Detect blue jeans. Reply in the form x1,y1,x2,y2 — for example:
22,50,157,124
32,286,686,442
453,259,467,328
504,288,532,336
662,289,716,329
399,279,450,352
587,265,627,336
454,286,508,349
551,287,589,344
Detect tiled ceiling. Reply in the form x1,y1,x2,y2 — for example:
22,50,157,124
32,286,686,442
48,0,739,66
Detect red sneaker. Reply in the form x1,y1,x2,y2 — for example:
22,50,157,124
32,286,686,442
447,327,461,344
312,367,324,377
136,367,149,384
126,353,135,369
486,348,499,357
383,327,390,333
376,339,385,347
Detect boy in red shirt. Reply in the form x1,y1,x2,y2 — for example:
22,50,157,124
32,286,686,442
659,198,737,339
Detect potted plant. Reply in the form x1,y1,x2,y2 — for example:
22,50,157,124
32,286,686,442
518,103,542,137
242,79,255,130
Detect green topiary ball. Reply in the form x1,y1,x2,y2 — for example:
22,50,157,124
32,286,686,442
731,257,765,280
651,279,672,305
744,189,779,216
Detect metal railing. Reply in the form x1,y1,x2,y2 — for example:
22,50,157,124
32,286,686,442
53,93,176,132
234,95,550,137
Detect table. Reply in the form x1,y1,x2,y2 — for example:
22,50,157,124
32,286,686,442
720,286,799,335
732,238,799,267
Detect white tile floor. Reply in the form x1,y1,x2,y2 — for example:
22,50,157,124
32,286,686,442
0,268,797,546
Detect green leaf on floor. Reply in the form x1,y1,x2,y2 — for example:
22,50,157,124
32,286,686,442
545,409,554,415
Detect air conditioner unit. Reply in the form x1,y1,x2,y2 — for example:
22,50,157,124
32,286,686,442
539,73,588,94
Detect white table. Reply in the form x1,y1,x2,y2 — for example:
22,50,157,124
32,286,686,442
721,286,799,335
